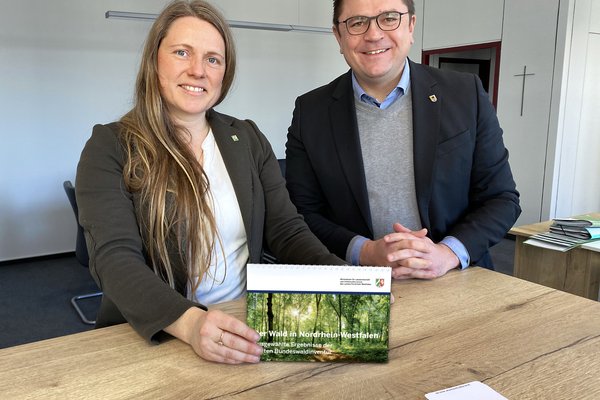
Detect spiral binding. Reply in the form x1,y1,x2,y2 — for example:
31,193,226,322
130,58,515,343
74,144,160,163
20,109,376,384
249,264,391,273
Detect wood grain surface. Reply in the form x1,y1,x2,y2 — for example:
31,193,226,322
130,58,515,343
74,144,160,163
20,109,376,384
1,268,599,399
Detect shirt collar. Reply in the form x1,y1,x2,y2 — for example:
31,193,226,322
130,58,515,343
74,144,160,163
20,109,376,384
352,59,411,109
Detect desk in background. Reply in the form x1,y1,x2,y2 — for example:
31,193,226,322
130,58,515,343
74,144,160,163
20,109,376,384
510,212,600,300
1,268,600,399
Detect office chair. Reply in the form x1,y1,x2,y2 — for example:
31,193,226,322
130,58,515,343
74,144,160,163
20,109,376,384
277,158,286,178
63,180,102,325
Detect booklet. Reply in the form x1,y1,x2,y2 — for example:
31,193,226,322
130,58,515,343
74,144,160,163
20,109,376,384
246,263,391,363
552,215,600,228
525,214,600,251
549,225,600,240
551,215,600,240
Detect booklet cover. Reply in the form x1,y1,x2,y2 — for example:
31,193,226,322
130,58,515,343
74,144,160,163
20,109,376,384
246,264,391,363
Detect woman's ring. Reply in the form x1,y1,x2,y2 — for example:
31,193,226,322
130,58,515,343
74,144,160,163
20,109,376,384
218,331,224,346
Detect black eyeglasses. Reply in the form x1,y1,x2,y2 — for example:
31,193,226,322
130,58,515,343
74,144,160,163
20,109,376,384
337,11,408,35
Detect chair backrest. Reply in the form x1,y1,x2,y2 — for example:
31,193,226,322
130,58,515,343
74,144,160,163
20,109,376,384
63,180,89,267
277,159,286,178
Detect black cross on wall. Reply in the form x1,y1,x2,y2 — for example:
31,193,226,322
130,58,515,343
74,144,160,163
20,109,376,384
514,65,535,116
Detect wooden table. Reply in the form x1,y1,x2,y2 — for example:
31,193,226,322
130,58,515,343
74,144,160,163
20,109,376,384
2,268,600,399
510,213,600,300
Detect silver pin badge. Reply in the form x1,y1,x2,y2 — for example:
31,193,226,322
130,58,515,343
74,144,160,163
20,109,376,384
429,95,438,103
231,135,239,142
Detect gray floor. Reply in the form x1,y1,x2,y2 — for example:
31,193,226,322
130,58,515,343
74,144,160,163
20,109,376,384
0,254,100,349
0,237,515,349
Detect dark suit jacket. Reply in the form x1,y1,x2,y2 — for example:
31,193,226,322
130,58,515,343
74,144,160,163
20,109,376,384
76,110,343,343
285,60,520,268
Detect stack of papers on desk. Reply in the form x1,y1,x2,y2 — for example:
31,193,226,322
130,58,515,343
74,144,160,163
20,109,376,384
525,214,600,252
524,233,593,251
550,216,600,239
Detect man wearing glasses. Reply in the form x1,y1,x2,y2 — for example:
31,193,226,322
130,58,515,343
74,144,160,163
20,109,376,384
285,0,520,279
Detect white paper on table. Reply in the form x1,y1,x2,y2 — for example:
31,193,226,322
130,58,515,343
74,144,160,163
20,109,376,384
425,381,508,400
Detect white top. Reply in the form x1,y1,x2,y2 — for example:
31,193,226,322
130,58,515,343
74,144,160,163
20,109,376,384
247,264,391,294
193,129,249,305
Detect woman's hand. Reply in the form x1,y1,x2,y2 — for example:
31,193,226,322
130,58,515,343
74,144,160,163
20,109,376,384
165,307,263,364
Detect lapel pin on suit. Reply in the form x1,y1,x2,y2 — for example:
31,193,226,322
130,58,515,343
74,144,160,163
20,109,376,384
231,134,239,142
429,95,438,103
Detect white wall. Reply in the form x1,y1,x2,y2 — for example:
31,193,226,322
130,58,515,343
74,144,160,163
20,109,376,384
571,33,600,212
496,0,560,225
552,0,600,217
0,0,347,261
0,0,165,261
411,0,425,62
219,29,346,158
421,0,504,50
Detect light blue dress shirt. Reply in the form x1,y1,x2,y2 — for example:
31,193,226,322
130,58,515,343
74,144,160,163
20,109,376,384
347,60,470,269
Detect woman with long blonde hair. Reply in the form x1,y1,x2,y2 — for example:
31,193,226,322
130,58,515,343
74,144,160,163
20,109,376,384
76,0,344,363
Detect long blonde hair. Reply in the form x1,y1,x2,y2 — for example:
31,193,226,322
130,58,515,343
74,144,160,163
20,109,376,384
119,0,237,294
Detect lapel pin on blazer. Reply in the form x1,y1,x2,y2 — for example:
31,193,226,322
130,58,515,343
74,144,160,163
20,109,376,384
231,134,239,142
429,95,438,103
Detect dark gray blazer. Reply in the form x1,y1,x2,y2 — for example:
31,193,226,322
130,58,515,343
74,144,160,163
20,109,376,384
76,110,344,342
285,60,521,268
